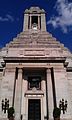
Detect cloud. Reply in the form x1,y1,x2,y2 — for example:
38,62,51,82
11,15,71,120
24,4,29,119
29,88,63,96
0,14,14,22
47,0,72,33
6,14,14,22
0,17,9,22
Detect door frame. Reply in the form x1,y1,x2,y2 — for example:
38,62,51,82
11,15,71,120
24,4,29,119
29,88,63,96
26,96,43,120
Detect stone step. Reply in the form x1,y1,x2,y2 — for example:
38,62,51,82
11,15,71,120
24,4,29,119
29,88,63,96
0,119,8,120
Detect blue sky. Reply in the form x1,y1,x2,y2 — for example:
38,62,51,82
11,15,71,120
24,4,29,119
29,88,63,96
0,0,72,52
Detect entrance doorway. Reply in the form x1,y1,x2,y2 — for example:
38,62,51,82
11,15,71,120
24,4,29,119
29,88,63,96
28,99,41,120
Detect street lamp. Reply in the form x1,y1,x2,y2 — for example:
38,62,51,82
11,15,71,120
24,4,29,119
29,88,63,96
59,98,68,114
1,98,9,113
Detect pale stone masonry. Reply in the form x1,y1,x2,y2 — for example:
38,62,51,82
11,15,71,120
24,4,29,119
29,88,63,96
0,7,72,120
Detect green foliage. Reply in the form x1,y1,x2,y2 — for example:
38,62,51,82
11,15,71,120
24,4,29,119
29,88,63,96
8,107,15,119
53,107,61,118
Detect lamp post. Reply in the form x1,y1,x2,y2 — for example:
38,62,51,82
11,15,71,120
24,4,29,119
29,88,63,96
1,98,9,113
59,99,68,114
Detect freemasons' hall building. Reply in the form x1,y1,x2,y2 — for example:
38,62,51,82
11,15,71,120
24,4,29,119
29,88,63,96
0,7,72,120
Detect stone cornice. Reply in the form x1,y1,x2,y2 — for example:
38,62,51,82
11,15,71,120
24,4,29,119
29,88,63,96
3,57,66,63
25,90,44,96
66,67,72,72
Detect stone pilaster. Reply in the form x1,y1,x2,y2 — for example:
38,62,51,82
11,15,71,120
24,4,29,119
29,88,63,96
46,68,54,119
14,68,23,120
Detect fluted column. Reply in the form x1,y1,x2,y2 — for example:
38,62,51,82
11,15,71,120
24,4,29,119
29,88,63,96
46,68,54,119
15,68,23,120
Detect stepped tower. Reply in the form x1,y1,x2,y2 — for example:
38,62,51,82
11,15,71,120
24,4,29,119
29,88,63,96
0,7,72,120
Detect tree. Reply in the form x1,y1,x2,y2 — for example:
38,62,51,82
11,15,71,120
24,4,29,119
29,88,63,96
8,107,15,120
53,107,61,120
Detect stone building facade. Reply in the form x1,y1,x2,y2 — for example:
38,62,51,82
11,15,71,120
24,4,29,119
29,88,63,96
0,7,72,120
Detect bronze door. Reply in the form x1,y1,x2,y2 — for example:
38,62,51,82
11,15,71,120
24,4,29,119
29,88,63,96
28,99,41,120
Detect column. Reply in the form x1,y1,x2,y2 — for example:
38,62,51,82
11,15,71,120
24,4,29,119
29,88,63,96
21,79,28,120
41,80,47,119
38,16,40,29
14,68,23,120
51,67,57,108
23,13,29,31
46,68,54,119
30,15,32,29
41,13,46,31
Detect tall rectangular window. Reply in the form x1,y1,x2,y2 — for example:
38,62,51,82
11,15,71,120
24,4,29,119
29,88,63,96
32,16,38,25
